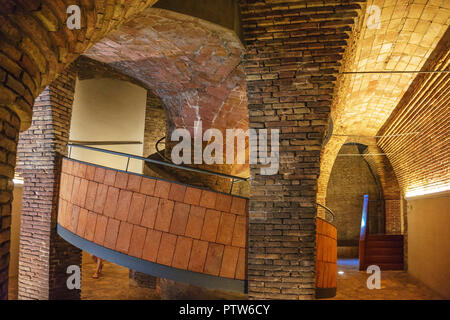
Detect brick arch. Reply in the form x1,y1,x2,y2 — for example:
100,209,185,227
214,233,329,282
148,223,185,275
317,136,401,220
83,7,250,191
0,0,162,300
0,0,158,130
83,8,248,136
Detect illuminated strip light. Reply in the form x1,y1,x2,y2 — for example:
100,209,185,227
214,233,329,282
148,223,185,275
13,178,24,185
405,185,450,199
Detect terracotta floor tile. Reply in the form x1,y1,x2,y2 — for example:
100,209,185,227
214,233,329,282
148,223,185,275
156,233,177,266
114,171,128,189
85,181,98,211
184,187,202,206
128,193,146,225
235,248,246,280
185,206,206,239
94,167,106,183
84,212,97,242
220,246,240,278
115,190,132,221
141,196,159,229
94,215,108,246
172,236,193,269
154,180,171,199
76,208,89,237
204,243,225,276
200,209,221,242
188,240,209,273
230,197,247,215
199,190,217,209
70,205,80,233
103,170,116,186
215,193,232,212
168,183,186,202
128,225,147,258
127,175,142,192
115,221,133,254
140,177,156,196
103,218,120,250
231,215,247,248
142,229,162,262
103,187,120,218
85,165,96,180
93,184,108,214
216,213,236,245
169,202,190,235
154,199,174,232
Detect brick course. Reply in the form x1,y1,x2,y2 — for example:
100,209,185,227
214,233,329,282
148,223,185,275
59,158,249,281
16,67,81,300
240,0,363,299
0,106,20,300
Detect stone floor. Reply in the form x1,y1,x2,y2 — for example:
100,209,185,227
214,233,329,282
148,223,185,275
329,259,444,300
81,251,160,300
8,256,444,300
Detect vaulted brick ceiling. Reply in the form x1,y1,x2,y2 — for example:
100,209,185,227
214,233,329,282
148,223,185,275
84,8,248,135
334,0,449,136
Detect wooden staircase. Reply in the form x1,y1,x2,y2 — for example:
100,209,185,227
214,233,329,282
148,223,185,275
360,234,404,270
359,195,404,271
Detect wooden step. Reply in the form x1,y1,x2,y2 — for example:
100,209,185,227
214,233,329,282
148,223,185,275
366,247,403,256
365,255,403,264
362,263,404,271
366,240,403,248
366,234,403,241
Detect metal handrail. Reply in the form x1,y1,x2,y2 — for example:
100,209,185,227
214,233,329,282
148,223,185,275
155,136,169,162
67,143,248,186
314,202,335,223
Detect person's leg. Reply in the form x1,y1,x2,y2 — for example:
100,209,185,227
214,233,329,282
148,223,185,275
93,257,103,279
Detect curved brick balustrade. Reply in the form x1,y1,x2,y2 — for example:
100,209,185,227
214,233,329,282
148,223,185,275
57,158,248,292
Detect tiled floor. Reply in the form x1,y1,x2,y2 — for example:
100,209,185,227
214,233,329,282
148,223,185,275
329,259,444,300
81,251,160,300
9,256,445,300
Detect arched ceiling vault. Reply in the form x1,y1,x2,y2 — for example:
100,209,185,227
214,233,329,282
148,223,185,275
84,8,248,136
333,0,449,136
319,0,449,201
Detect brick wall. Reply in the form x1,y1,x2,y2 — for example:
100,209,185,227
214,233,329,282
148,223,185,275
240,0,363,299
58,158,248,281
0,0,159,300
143,91,166,158
326,145,381,256
16,67,81,300
0,106,20,300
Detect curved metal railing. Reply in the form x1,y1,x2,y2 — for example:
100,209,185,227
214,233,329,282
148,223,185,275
155,136,169,162
67,143,248,195
314,202,335,223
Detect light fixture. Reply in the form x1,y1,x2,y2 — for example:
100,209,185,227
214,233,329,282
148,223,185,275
13,178,24,185
338,271,344,275
405,185,450,199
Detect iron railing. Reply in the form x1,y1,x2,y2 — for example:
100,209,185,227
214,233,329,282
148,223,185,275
314,202,336,223
67,143,248,195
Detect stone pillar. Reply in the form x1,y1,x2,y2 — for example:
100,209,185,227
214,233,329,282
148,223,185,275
16,68,81,300
0,106,20,300
239,1,362,299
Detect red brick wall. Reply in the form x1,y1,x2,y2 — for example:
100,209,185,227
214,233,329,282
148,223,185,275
0,0,158,300
16,68,81,300
240,0,363,299
58,158,248,281
0,106,20,300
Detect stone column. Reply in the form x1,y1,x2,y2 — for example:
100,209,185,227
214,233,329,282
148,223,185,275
0,106,20,300
16,68,81,300
239,1,362,299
